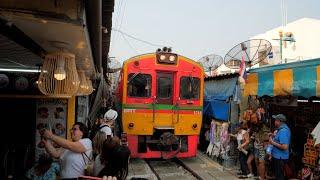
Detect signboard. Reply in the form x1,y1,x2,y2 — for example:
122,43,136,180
77,96,89,123
35,99,67,160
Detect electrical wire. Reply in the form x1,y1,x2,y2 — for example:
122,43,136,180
112,28,168,47
120,32,139,54
111,0,126,51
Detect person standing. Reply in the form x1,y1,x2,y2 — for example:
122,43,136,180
100,109,118,138
98,138,130,180
269,114,291,180
253,121,270,180
233,121,250,177
41,122,92,179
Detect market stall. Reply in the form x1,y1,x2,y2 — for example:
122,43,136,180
244,58,320,179
202,73,241,167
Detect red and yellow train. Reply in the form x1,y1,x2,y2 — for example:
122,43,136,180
116,48,204,158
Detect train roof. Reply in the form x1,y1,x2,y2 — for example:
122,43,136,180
122,52,203,70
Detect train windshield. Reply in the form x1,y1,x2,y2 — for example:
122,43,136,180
156,72,173,104
127,73,151,97
180,76,200,99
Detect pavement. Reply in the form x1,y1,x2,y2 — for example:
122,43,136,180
180,152,240,180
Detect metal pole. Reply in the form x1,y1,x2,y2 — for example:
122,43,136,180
280,37,283,63
279,31,283,63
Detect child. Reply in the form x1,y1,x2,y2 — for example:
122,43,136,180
266,130,277,160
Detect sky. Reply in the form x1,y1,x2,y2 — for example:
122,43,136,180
109,0,320,64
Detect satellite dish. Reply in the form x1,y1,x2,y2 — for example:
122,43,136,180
198,54,223,75
224,39,272,69
107,58,121,73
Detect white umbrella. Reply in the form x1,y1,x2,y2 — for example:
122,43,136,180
311,121,320,145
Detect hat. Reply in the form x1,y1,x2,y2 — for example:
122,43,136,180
272,114,286,122
104,109,118,121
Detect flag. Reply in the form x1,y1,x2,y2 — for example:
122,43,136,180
238,53,247,83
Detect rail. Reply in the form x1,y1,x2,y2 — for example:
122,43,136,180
145,158,203,180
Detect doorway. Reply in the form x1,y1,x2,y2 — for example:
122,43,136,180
0,98,36,179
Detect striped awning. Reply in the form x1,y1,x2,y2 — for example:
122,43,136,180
244,58,320,97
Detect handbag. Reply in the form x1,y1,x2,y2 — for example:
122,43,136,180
81,152,94,176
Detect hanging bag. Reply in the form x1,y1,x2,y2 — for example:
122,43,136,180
81,152,94,176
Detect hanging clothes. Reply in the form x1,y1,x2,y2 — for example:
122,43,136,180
220,122,230,160
206,120,216,156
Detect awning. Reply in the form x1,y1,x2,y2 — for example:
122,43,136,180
244,58,320,97
203,76,239,121
204,99,229,121
205,76,239,100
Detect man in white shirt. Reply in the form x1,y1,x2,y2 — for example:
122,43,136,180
99,109,118,138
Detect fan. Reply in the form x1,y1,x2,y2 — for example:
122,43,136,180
224,39,272,69
198,54,223,76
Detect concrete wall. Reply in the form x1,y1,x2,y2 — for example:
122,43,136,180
251,18,320,66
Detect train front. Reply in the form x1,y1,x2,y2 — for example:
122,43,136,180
119,48,204,159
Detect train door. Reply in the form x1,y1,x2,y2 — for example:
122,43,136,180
154,72,174,128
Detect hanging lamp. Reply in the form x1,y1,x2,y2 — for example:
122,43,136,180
77,71,94,96
38,52,80,97
86,77,94,95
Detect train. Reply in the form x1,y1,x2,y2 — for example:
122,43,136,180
116,48,204,159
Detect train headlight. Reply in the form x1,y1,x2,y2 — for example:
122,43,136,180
128,123,134,129
169,55,175,62
192,123,198,129
160,54,166,61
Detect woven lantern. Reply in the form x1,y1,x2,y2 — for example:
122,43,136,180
77,71,94,96
86,77,94,95
38,52,80,97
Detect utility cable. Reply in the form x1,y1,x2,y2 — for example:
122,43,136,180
112,28,168,48
120,32,139,54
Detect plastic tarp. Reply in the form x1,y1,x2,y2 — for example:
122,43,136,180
203,77,239,121
204,99,229,121
204,77,239,100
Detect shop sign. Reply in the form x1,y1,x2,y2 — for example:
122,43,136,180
35,99,67,160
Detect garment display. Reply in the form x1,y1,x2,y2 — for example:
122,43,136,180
206,120,216,156
206,120,230,160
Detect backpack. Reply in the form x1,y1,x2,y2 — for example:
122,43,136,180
89,125,109,140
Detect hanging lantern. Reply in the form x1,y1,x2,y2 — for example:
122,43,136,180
77,71,94,96
86,77,94,95
38,52,80,97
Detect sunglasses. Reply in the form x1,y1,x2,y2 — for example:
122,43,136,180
70,127,78,131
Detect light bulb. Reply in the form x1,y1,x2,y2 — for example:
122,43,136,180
160,55,166,60
54,59,66,80
54,67,66,80
169,55,175,62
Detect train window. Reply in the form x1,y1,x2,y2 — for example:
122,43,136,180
157,77,172,98
127,73,151,97
180,76,200,99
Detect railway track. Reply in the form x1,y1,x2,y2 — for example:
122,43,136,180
145,158,202,180
126,152,239,180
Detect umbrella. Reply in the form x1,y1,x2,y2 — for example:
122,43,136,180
311,121,320,145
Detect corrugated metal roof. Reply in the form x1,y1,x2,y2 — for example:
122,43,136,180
204,72,239,81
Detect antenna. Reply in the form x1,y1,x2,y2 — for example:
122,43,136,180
224,39,272,69
198,54,223,76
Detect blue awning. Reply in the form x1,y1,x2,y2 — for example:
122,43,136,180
204,76,239,100
204,98,229,121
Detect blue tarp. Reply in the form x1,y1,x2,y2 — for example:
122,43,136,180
203,77,239,121
204,77,238,100
204,98,229,121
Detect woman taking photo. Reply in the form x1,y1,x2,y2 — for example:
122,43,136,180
41,122,92,179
